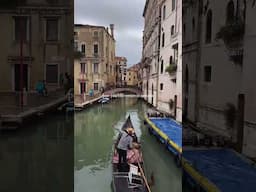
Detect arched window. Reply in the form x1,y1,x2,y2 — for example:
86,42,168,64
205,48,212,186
163,5,166,20
171,25,175,36
185,65,189,94
205,10,212,44
160,60,164,74
169,56,173,65
81,43,85,54
162,32,165,47
226,0,235,24
192,17,195,33
183,23,186,41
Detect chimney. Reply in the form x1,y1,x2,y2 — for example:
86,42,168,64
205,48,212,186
110,24,114,38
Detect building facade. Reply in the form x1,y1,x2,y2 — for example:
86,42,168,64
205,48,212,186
183,0,256,158
142,0,162,107
115,56,127,87
127,64,139,87
158,0,182,121
142,0,182,122
0,0,73,92
74,24,116,103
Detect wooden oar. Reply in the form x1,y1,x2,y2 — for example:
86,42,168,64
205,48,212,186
138,162,152,192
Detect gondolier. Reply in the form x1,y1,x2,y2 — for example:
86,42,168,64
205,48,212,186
115,127,134,171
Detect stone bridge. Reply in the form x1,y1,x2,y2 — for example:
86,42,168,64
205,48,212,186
103,87,142,96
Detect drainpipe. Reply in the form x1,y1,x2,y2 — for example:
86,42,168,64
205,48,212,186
195,0,203,124
156,0,163,108
20,16,24,107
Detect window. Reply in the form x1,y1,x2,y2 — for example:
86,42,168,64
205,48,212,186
162,32,165,47
74,41,78,51
129,78,131,81
172,0,176,11
80,82,86,94
46,18,58,41
93,63,99,73
14,16,29,41
171,25,175,36
94,83,99,90
160,83,163,90
163,5,166,20
94,44,98,54
81,44,86,54
160,60,164,74
183,23,186,41
205,10,212,44
226,0,235,24
94,31,98,37
46,64,58,83
80,63,86,74
204,66,212,82
192,17,195,33
169,56,173,65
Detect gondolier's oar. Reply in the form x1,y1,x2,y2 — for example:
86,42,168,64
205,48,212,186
138,162,152,192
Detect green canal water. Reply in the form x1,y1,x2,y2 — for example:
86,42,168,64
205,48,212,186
0,112,74,192
74,98,182,192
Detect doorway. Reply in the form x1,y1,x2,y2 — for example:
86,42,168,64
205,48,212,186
14,64,28,91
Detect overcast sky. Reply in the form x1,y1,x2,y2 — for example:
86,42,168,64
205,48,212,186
75,0,146,67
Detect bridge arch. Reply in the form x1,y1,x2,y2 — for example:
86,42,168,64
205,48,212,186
103,87,142,96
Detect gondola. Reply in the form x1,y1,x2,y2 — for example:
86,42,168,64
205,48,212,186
112,115,151,192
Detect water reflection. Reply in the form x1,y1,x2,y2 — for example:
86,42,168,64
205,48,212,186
0,113,74,192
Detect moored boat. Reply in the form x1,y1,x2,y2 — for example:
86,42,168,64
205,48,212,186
112,115,150,192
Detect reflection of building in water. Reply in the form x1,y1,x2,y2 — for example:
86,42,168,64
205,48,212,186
0,115,73,191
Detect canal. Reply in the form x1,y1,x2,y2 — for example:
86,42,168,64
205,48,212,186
0,112,74,192
74,98,182,192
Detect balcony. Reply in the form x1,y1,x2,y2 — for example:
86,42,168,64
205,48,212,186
78,73,88,81
94,53,99,58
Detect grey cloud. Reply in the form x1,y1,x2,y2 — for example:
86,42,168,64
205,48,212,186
75,0,146,66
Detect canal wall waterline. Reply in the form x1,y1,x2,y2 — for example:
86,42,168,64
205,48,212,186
0,90,71,130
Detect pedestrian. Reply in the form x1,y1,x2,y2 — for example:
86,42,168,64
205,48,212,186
115,128,134,171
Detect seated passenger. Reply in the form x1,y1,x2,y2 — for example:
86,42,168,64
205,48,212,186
127,142,142,166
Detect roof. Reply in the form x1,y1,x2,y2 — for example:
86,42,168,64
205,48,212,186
74,24,115,41
143,0,149,17
115,56,127,62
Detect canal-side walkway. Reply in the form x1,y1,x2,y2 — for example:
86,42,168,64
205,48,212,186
74,93,103,108
0,89,69,129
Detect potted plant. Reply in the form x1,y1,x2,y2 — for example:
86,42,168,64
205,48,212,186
74,51,84,59
216,20,245,48
165,64,177,75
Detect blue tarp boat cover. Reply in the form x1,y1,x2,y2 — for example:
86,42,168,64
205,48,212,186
150,118,182,148
183,148,256,192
